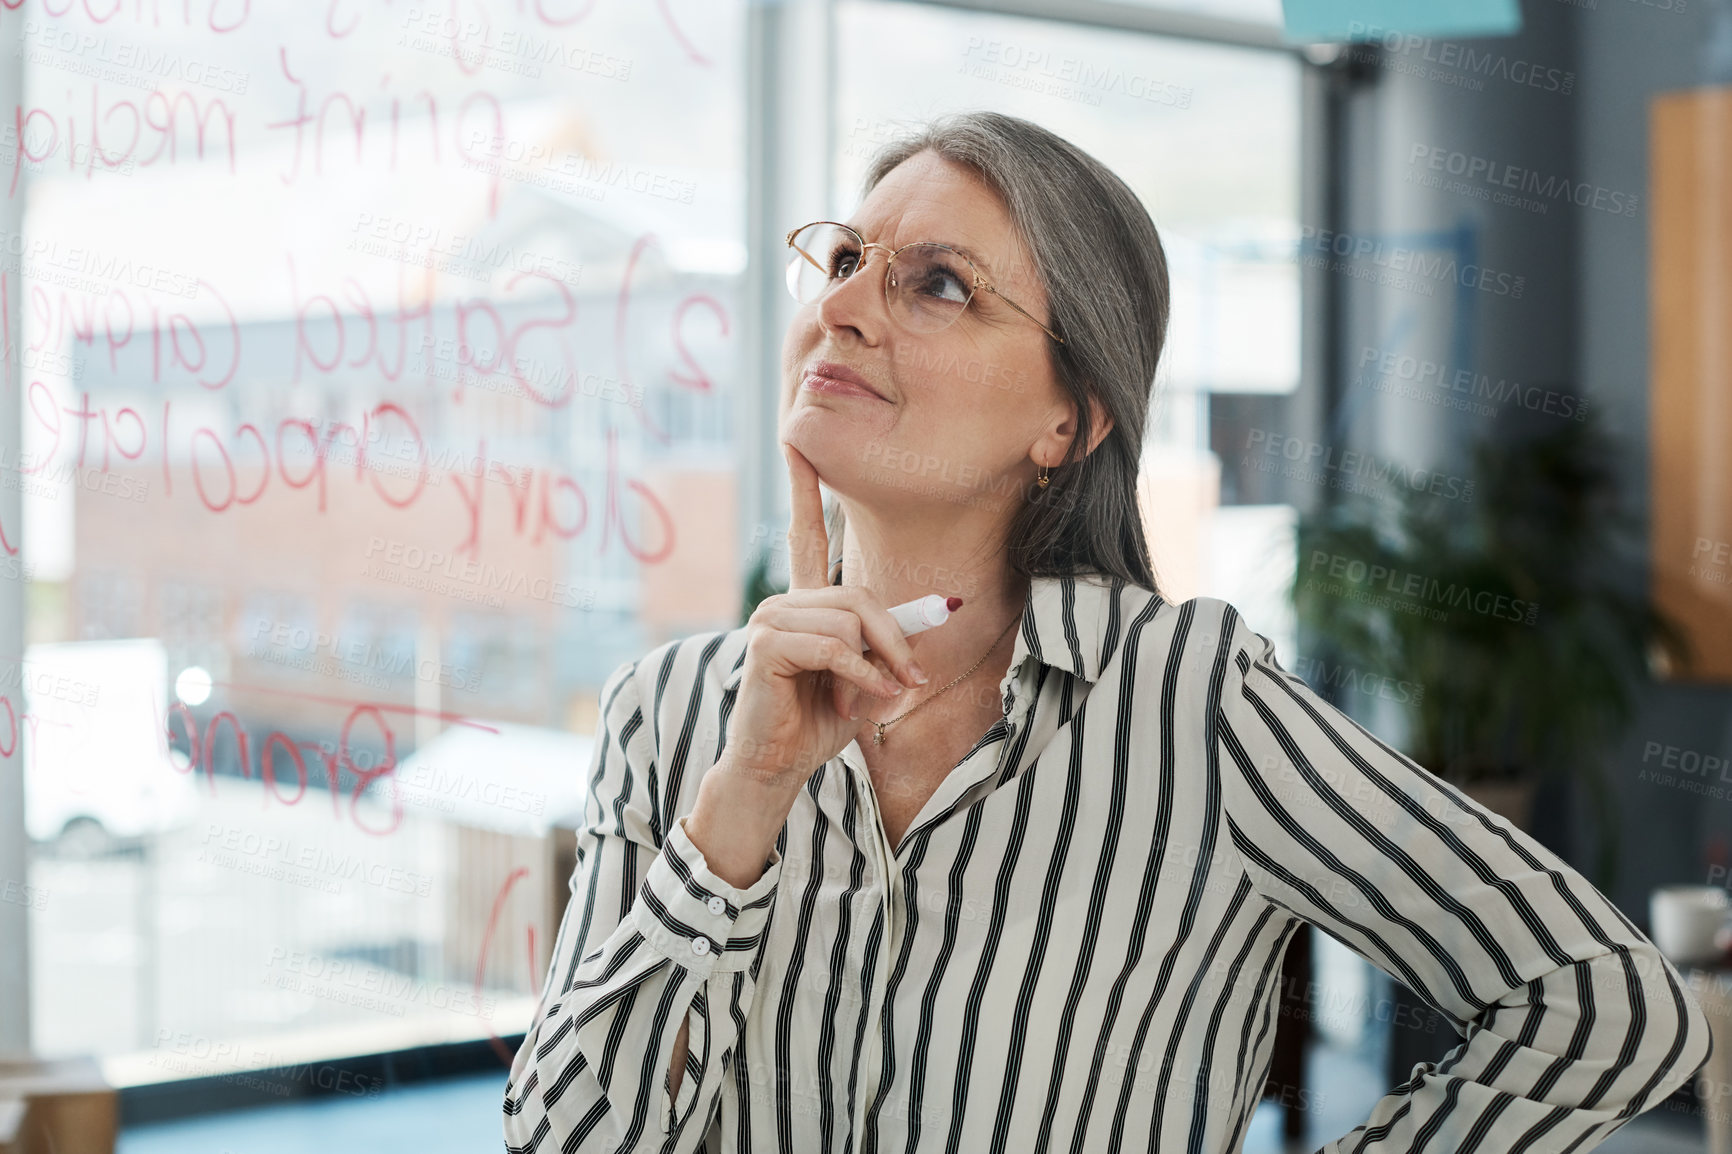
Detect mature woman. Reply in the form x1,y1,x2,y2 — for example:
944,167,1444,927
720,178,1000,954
503,111,1710,1153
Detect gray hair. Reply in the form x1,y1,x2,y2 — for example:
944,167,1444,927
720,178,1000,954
828,110,1170,596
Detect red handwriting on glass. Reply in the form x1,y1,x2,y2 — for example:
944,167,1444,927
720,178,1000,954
668,292,727,393
614,231,731,443
287,255,577,402
19,224,726,419
20,386,676,561
473,865,538,1066
0,0,251,31
24,386,430,514
446,426,673,562
24,280,239,389
164,700,404,836
6,87,239,197
614,233,669,445
269,48,505,215
151,683,496,838
2,270,12,395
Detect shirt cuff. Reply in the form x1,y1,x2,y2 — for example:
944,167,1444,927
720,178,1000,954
629,814,782,976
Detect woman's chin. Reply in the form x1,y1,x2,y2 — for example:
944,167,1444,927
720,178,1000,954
783,408,889,464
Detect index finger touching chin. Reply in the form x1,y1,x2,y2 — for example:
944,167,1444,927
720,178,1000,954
783,442,831,591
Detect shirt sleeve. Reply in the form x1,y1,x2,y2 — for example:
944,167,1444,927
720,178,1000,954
1210,602,1713,1153
502,657,784,1153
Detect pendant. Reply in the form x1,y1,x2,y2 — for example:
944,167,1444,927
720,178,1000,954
872,723,887,746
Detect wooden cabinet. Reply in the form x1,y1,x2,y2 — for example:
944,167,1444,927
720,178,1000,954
1651,86,1732,682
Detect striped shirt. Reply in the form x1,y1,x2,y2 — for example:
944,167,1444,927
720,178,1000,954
503,571,1712,1153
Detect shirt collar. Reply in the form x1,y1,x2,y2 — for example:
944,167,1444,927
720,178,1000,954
720,570,1122,692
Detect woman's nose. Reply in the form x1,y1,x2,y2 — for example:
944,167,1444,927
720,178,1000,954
816,248,890,342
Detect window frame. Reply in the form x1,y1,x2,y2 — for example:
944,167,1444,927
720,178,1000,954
742,0,1337,576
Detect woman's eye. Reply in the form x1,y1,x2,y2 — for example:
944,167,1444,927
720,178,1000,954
918,269,969,302
830,251,861,278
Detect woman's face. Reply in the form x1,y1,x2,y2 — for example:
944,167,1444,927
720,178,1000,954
779,149,1078,523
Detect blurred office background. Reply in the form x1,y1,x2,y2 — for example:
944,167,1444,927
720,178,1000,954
0,0,1727,1150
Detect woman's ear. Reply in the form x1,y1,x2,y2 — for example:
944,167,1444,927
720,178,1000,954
1052,392,1114,460
1084,395,1115,457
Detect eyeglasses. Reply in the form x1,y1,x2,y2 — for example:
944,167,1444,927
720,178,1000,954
784,220,1065,345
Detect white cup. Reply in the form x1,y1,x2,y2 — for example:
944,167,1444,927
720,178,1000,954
1651,885,1732,967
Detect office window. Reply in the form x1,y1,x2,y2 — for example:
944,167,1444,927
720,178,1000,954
9,0,1312,1084
13,0,750,1074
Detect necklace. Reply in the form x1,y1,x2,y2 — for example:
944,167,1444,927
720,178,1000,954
868,612,1020,746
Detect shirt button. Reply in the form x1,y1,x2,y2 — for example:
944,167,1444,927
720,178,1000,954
707,896,726,916
691,936,712,957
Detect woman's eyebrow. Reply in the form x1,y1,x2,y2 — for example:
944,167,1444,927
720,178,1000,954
945,243,998,279
847,221,1000,279
922,238,1003,284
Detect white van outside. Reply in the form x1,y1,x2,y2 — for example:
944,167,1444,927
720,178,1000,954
21,638,199,852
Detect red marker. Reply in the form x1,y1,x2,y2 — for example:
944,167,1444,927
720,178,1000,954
888,595,964,637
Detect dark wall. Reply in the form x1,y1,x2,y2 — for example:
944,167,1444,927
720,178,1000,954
1573,0,1732,918
1323,0,1731,917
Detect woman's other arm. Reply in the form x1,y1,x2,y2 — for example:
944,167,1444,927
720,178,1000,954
1209,602,1711,1152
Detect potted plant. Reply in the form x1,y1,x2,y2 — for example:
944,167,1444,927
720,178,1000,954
1289,406,1690,893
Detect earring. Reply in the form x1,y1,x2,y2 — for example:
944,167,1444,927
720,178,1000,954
1036,462,1050,487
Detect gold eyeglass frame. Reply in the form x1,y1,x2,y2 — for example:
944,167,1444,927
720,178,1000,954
784,220,1066,346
